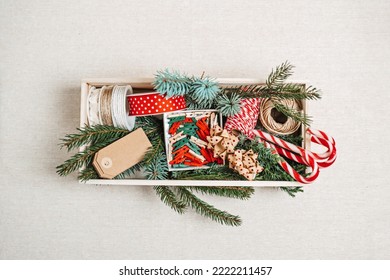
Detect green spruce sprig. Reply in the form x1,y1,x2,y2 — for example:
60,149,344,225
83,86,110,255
223,84,320,101
56,117,165,181
59,125,130,151
216,92,242,117
153,186,187,214
190,76,220,107
145,152,169,180
56,141,110,177
186,186,254,200
273,102,312,126
77,166,99,181
153,69,192,97
280,187,304,197
177,186,242,226
266,61,295,89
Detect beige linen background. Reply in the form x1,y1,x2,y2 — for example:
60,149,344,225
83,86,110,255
1,0,389,259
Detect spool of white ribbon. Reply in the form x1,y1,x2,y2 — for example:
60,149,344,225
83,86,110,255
87,86,101,126
112,85,135,131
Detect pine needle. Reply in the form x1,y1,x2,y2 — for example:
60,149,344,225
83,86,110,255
224,84,321,101
145,152,169,180
154,186,187,214
56,142,108,177
78,166,99,182
280,187,304,197
177,186,242,226
266,61,294,89
273,101,312,126
186,186,254,200
153,69,191,97
59,125,130,151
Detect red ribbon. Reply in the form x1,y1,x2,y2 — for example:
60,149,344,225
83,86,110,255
127,92,186,116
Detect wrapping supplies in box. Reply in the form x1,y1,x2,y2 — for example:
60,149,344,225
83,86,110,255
92,128,152,179
163,110,223,171
87,85,135,131
127,92,186,116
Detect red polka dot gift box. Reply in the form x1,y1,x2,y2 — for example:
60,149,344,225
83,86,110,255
127,92,186,116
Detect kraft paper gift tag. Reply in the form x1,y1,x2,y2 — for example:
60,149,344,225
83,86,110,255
93,128,152,179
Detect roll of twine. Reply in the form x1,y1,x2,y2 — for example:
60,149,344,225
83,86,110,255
99,86,114,125
259,98,302,135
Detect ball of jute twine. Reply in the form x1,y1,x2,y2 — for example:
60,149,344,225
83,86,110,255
258,98,302,135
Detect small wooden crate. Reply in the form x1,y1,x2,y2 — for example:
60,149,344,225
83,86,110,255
80,78,310,187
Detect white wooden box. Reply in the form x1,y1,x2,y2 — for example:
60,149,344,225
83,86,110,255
80,78,310,187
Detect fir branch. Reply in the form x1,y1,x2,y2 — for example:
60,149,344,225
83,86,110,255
145,152,169,180
78,166,99,182
273,101,312,126
57,117,164,181
280,186,304,197
136,118,166,168
216,92,242,117
273,82,303,93
172,165,245,181
236,137,305,182
177,186,242,226
56,142,108,177
189,76,220,107
223,85,320,101
186,94,211,110
186,186,254,200
153,69,191,97
266,61,294,89
114,161,146,179
59,125,129,151
304,85,322,100
153,186,187,214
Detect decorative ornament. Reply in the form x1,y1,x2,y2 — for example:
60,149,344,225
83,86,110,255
227,149,263,181
206,123,263,181
206,125,239,164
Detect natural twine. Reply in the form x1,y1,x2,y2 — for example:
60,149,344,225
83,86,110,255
259,98,302,135
99,86,114,125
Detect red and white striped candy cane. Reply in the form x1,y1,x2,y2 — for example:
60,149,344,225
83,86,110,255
253,129,336,183
307,128,337,168
255,129,337,168
253,130,321,184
